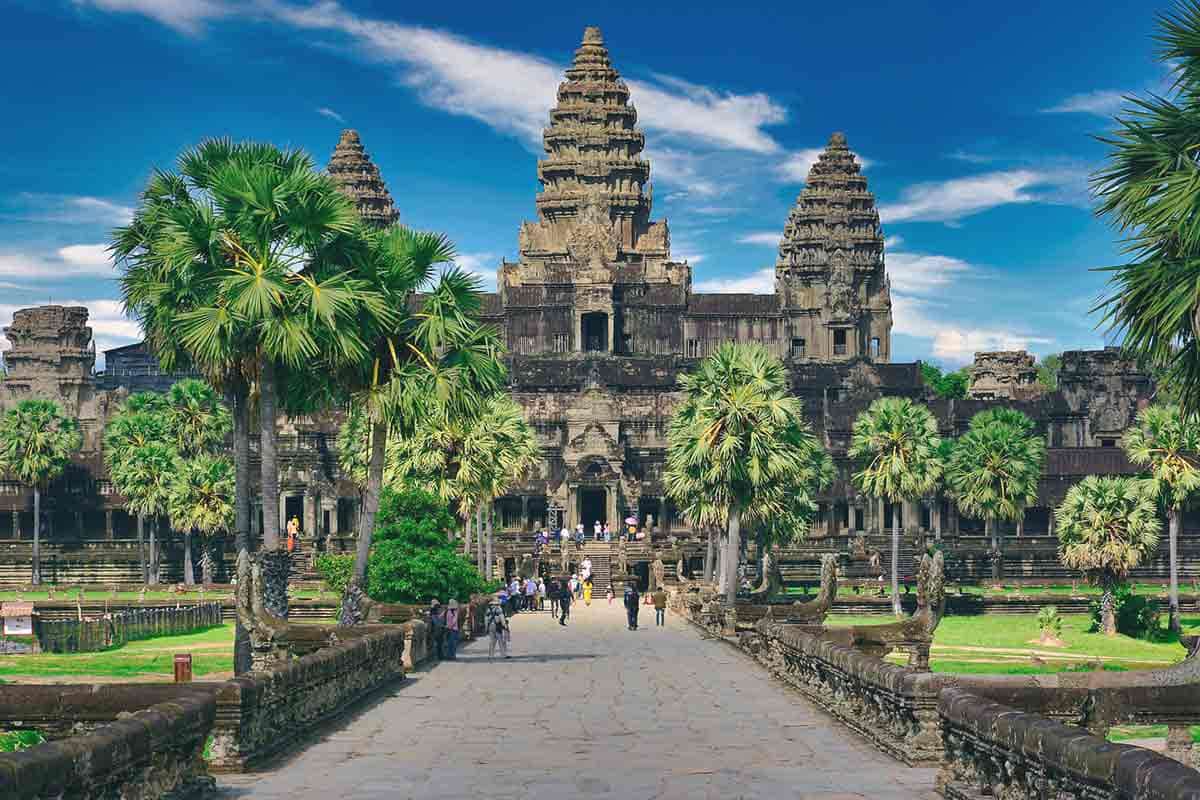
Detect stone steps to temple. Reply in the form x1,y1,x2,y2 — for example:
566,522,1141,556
581,543,612,594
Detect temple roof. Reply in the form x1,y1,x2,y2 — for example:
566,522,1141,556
327,129,399,228
686,293,781,315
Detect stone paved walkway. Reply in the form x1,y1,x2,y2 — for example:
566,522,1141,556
218,601,937,799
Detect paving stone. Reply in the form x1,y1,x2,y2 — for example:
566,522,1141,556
217,603,936,798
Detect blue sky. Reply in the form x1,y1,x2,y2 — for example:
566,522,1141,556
0,0,1175,367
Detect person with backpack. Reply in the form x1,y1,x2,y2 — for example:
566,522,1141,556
652,588,668,626
486,595,510,659
624,584,641,630
558,577,572,626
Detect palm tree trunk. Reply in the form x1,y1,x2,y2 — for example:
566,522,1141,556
704,527,715,583
722,505,742,601
891,501,901,617
485,503,494,580
31,486,41,586
716,531,726,590
462,509,472,556
183,529,195,585
1169,507,1182,634
137,512,146,585
227,378,252,675
1101,576,1117,636
351,419,386,584
258,356,288,618
475,503,483,568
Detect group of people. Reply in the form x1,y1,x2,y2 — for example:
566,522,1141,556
531,518,649,549
427,598,462,660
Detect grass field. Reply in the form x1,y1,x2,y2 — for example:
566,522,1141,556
0,589,335,602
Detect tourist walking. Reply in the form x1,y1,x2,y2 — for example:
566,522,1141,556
486,596,510,659
429,599,446,659
583,577,593,606
624,584,640,630
652,588,667,626
444,599,461,659
548,577,560,617
603,522,611,542
537,577,547,611
524,576,537,611
559,578,572,625
594,520,602,540
509,577,522,612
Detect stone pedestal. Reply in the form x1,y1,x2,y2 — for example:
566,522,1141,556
258,549,290,619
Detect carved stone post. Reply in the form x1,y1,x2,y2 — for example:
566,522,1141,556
521,496,529,532
303,491,317,539
329,500,340,536
76,511,84,539
278,492,289,538
105,510,113,541
11,510,18,540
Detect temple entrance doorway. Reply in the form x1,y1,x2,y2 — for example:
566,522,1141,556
582,312,608,352
579,488,607,529
284,495,304,531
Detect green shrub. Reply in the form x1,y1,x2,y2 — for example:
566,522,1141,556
1088,585,1163,639
314,553,354,595
1037,606,1063,638
0,730,44,752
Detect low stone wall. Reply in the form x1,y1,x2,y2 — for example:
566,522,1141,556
207,625,407,771
0,689,215,800
0,684,213,740
938,688,1200,799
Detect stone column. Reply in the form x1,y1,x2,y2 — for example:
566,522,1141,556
278,492,289,537
521,496,530,531
329,500,340,536
933,502,942,540
105,510,114,541
303,491,317,538
567,486,577,530
11,510,18,540
607,487,617,530
76,511,84,539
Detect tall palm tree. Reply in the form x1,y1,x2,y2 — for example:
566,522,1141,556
1056,476,1161,635
665,343,827,601
103,396,171,584
111,442,176,584
167,454,235,585
945,408,1045,584
164,379,231,457
0,400,82,585
1123,403,1200,632
848,397,943,616
1093,1,1200,412
115,139,386,616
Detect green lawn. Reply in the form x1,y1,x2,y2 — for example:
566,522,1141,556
824,613,1193,675
0,589,334,602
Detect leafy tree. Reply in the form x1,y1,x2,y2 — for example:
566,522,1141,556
115,139,386,614
665,343,829,601
163,379,231,458
920,363,969,399
945,408,1045,583
112,442,176,584
1036,353,1062,391
103,396,170,583
0,400,82,585
364,486,492,603
1056,476,1161,636
1092,2,1200,412
1123,403,1200,632
167,454,235,585
848,397,943,615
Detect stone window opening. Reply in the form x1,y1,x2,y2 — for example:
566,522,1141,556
1100,438,1117,447
871,337,881,359
553,333,568,353
582,312,608,352
791,337,806,358
686,338,700,358
833,329,848,356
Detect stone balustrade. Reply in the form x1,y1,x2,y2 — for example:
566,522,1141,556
938,688,1200,799
0,689,215,799
208,625,407,771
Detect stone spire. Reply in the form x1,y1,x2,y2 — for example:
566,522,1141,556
327,129,399,228
776,132,884,280
773,132,892,361
531,25,654,247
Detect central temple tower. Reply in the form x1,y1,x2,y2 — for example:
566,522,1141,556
499,26,691,357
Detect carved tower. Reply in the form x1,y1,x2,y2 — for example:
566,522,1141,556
775,132,892,361
500,26,691,356
327,129,399,228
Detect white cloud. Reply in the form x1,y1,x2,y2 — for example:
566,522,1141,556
886,251,971,295
736,232,781,247
694,268,773,294
883,235,904,249
0,244,117,280
891,294,1049,364
676,253,705,265
13,194,135,226
453,252,498,291
879,170,1048,224
316,106,345,122
1042,89,1126,116
72,0,234,35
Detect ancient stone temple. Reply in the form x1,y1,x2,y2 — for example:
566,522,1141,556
327,129,399,228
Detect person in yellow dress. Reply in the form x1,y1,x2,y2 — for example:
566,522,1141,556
583,577,593,606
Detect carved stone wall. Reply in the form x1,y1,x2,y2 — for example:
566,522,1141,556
966,350,1042,400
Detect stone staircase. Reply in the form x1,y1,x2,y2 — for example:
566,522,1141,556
582,542,612,595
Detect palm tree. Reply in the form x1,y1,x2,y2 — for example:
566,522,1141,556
111,442,176,584
665,343,828,601
1093,2,1200,412
848,397,943,616
164,379,231,457
115,139,386,615
103,395,171,583
1056,476,1161,635
945,408,1045,584
167,455,235,585
1123,403,1200,632
0,400,82,585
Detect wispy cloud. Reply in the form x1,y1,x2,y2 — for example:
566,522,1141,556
694,267,773,294
880,170,1053,224
736,232,781,247
316,106,345,122
71,0,236,35
0,244,117,280
11,194,134,226
453,252,498,291
1042,89,1127,116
